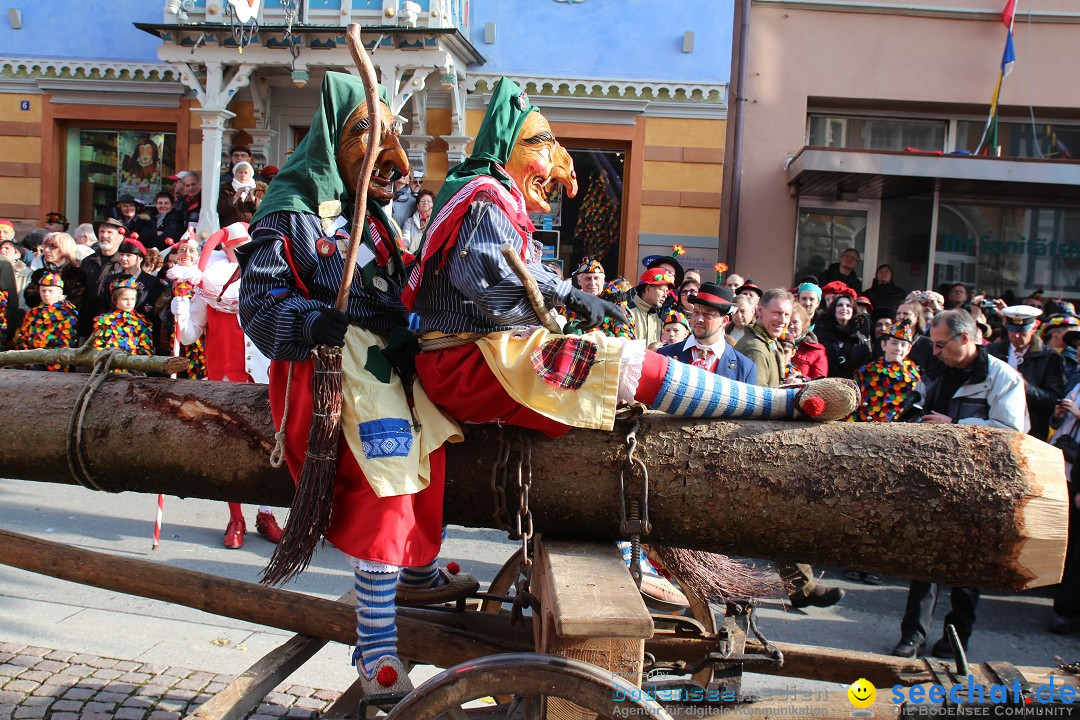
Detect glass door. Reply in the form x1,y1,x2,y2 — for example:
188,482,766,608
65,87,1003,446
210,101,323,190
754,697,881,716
793,202,878,286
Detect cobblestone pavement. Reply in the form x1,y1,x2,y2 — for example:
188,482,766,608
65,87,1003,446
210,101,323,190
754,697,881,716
0,642,342,720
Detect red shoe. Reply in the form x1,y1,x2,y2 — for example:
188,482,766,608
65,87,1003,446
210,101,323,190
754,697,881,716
255,512,283,544
224,518,246,549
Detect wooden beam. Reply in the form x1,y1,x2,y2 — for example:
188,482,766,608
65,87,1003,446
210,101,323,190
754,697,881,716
184,631,331,720
0,528,532,668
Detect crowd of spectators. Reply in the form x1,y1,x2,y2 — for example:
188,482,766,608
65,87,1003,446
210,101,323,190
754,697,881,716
556,245,1080,652
0,145,286,370
2,159,1076,654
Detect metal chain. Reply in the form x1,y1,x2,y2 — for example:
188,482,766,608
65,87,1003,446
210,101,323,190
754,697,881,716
617,405,651,588
489,428,541,626
282,0,302,63
514,435,535,567
490,428,513,535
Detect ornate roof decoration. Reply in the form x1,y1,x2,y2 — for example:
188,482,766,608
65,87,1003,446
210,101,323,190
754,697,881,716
0,57,179,82
465,73,725,104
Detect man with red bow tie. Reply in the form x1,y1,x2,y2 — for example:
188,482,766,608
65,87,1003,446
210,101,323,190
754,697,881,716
657,281,755,383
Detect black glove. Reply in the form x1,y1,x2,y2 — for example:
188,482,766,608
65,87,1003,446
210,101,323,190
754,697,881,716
564,287,629,331
309,307,350,347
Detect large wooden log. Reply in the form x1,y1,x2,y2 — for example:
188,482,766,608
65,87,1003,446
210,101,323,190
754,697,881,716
0,370,1066,590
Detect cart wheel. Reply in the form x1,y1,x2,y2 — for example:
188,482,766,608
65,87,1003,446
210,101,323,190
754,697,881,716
479,548,524,613
386,652,675,720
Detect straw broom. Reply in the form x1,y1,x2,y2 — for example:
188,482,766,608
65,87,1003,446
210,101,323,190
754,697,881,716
261,23,381,587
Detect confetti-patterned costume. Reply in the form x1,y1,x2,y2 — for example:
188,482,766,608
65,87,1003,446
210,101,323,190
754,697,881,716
91,310,154,360
853,357,921,422
14,300,78,371
560,279,637,339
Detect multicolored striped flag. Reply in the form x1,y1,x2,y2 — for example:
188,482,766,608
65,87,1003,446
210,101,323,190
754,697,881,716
975,0,1020,154
1001,0,1017,77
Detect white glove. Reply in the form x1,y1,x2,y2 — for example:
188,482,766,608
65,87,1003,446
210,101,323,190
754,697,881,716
171,295,190,317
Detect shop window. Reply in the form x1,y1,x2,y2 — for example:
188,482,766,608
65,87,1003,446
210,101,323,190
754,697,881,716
954,120,1080,159
794,206,868,284
531,147,624,278
807,114,947,153
935,203,1080,301
72,130,176,224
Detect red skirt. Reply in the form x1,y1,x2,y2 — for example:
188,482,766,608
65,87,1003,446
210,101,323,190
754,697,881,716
269,358,444,567
415,342,671,433
415,343,571,438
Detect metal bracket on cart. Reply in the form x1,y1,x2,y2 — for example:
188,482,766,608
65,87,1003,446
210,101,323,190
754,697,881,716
644,599,784,709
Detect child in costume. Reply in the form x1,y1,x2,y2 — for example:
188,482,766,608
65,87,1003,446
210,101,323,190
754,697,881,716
0,288,8,343
853,319,921,423
778,328,803,384
660,307,690,347
14,272,78,371
174,221,283,550
91,276,154,359
165,231,206,380
238,72,474,705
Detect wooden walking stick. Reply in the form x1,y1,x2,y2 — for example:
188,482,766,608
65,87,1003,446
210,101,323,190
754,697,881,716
261,23,382,586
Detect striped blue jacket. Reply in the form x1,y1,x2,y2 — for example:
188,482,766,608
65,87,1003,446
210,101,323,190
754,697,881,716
237,210,408,361
413,198,572,335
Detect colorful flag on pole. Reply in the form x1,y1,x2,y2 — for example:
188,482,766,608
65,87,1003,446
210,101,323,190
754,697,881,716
1001,27,1016,77
1000,0,1017,77
975,0,1020,154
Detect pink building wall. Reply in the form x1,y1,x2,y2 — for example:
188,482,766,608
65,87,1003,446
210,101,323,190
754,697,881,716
733,0,1080,288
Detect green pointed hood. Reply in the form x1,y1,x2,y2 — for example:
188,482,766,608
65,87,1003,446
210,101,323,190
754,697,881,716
252,71,392,224
428,77,537,221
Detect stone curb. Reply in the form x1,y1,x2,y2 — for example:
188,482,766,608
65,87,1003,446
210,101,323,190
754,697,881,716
0,642,343,720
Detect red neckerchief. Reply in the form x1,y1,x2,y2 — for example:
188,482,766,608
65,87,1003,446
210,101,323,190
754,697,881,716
401,172,533,310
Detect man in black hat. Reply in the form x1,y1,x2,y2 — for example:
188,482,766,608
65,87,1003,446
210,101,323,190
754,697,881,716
871,308,896,360
79,217,128,339
987,306,1064,440
658,282,755,383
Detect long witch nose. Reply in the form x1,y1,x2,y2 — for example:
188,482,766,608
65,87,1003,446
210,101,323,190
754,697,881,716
381,135,410,178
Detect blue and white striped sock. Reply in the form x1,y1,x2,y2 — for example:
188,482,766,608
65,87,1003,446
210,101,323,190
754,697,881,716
616,541,661,577
649,359,799,419
398,560,448,589
353,567,400,674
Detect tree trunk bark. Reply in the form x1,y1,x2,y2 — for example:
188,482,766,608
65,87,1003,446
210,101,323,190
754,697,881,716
0,370,1066,590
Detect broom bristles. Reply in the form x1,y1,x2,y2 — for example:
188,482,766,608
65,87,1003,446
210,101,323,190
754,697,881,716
262,347,344,587
646,544,784,603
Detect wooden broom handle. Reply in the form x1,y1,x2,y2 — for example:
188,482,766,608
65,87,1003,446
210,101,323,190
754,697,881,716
336,24,382,313
500,243,562,333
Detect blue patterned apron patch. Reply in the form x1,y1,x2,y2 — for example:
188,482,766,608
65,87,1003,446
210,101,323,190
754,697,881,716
358,418,413,459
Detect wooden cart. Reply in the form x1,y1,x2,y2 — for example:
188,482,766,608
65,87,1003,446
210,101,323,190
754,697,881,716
4,526,1078,720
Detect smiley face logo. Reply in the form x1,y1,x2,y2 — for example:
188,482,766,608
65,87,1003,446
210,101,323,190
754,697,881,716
848,678,876,710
